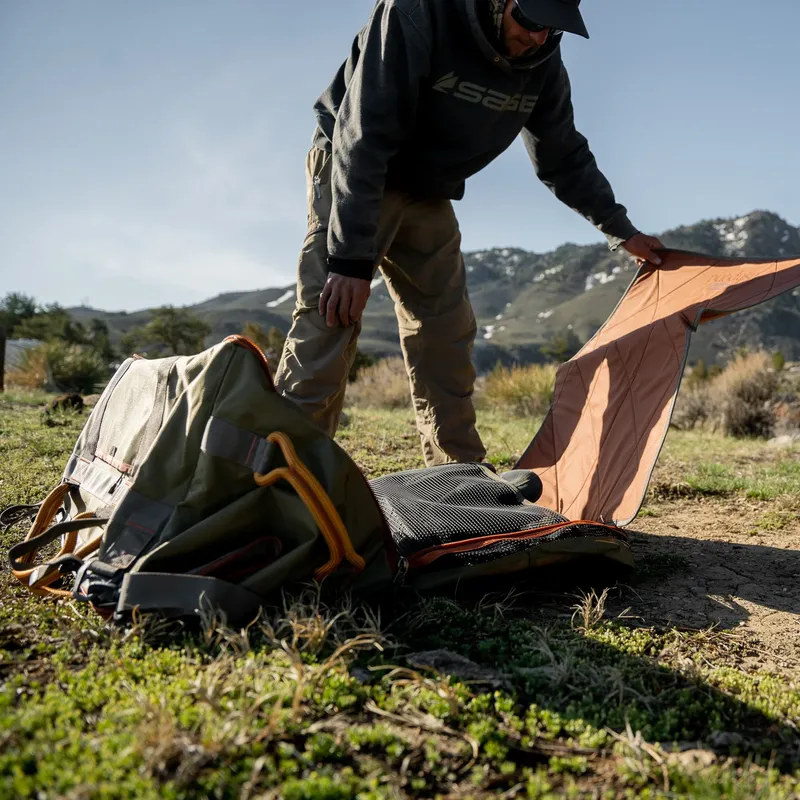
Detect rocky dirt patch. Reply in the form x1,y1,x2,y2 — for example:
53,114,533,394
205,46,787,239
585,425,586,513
622,497,800,677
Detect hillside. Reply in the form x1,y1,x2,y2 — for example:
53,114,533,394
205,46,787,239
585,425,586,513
69,210,800,370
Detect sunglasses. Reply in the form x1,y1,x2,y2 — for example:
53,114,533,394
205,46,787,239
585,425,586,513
510,1,560,34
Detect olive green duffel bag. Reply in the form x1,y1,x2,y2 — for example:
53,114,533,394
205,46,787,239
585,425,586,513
7,336,631,623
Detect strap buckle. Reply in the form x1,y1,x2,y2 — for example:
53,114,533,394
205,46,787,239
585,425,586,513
72,561,120,608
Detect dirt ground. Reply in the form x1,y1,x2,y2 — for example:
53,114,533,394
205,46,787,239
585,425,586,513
623,497,800,677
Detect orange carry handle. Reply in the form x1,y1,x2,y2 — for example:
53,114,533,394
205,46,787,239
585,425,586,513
11,484,107,598
254,431,365,580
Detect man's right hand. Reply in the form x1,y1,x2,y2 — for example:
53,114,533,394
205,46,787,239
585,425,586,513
319,273,371,328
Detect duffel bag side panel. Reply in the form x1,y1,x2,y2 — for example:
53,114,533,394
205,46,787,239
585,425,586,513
113,339,395,596
91,341,243,571
200,344,396,590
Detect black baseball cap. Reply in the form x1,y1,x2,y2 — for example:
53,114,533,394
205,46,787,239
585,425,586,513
513,0,590,39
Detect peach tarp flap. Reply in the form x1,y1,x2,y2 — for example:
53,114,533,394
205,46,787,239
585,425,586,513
516,250,800,526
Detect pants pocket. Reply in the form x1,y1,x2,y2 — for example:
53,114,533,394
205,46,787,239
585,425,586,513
306,148,333,235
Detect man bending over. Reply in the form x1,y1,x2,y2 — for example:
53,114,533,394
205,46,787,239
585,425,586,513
275,0,664,465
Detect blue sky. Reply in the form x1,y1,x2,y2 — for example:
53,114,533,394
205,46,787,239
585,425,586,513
1,0,798,311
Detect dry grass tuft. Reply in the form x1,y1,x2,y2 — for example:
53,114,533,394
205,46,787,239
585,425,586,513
673,351,781,438
6,341,106,394
714,351,779,438
671,385,713,432
478,362,557,418
345,356,411,409
5,347,50,389
571,587,609,632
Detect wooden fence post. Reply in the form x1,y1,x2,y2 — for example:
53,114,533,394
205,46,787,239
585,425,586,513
0,327,6,393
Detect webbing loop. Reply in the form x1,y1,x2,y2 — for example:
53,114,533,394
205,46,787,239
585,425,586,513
8,483,108,597
254,431,365,580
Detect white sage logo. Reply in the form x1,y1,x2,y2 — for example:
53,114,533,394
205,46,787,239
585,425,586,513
433,72,537,113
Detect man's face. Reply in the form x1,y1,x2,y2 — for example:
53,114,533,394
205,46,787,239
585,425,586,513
502,0,552,58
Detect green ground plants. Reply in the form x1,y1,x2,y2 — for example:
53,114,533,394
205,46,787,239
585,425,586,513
1,395,798,799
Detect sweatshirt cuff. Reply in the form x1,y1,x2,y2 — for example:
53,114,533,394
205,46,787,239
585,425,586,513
327,257,374,281
601,213,640,252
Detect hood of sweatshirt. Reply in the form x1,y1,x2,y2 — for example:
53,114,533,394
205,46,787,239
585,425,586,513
455,0,564,74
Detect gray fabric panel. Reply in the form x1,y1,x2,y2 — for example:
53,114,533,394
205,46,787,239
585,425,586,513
117,572,264,623
118,489,174,531
252,439,276,476
77,459,128,507
63,453,81,482
82,358,135,460
133,356,180,474
99,489,174,566
201,416,276,474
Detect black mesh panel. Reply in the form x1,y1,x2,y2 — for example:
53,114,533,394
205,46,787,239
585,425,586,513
369,464,623,568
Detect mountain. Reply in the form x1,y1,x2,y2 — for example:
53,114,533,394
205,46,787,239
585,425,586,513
69,210,800,371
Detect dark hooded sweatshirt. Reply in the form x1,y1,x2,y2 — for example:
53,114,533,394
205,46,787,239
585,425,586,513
313,0,639,281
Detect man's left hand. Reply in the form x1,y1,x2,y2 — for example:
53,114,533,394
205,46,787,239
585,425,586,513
622,233,665,267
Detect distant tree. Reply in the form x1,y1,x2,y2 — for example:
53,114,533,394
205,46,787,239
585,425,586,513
119,329,141,357
349,350,376,382
242,321,286,363
88,318,117,364
14,304,87,344
0,292,37,336
540,330,582,364
772,351,786,372
123,306,211,356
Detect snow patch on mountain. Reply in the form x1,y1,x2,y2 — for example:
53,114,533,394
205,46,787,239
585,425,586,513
483,325,496,340
503,252,523,276
534,264,563,284
714,216,750,256
266,289,295,308
585,272,616,292
537,310,553,320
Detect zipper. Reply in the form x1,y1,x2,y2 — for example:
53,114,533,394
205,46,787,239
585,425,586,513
406,520,625,570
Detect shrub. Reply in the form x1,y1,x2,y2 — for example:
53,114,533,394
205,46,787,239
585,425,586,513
122,306,210,356
345,357,411,409
5,346,50,389
713,351,779,438
671,385,711,431
7,341,107,394
349,350,376,383
673,351,779,438
772,351,786,372
478,362,557,417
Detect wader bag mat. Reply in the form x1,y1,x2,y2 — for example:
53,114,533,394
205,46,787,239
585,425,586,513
517,250,800,525
7,336,628,622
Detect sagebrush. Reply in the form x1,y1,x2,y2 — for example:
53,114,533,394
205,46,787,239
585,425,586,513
478,362,557,417
673,351,782,438
6,341,107,394
345,356,411,409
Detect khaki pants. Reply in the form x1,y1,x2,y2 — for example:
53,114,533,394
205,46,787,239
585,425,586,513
274,148,486,466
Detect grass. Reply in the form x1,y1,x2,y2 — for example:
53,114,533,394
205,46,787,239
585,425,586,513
336,407,540,475
477,363,557,419
1,394,799,798
649,430,800,501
